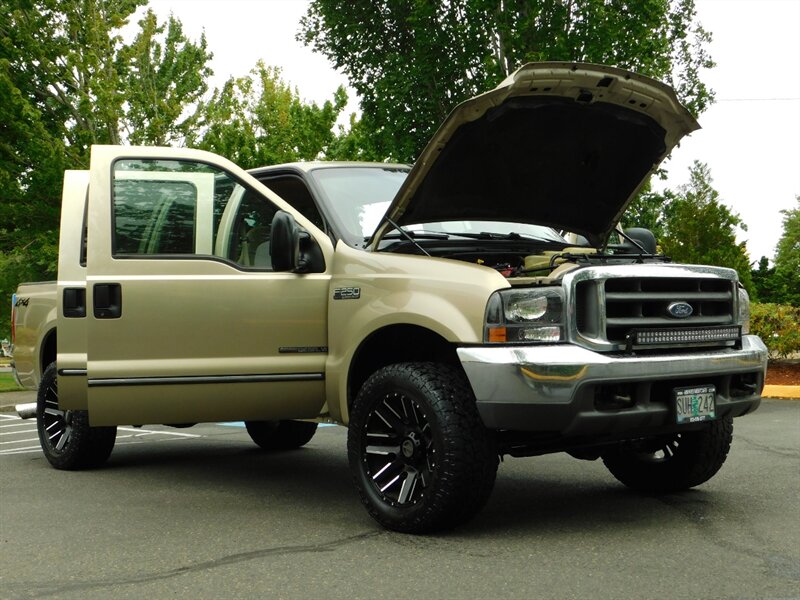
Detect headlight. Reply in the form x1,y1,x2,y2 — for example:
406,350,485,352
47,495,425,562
484,287,565,343
738,285,751,335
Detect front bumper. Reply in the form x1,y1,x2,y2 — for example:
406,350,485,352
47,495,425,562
457,335,768,436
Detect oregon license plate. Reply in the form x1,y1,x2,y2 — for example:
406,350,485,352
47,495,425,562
674,385,716,424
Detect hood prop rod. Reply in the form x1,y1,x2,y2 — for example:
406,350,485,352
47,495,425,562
382,217,431,256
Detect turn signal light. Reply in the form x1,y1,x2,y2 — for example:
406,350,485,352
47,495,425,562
487,327,507,343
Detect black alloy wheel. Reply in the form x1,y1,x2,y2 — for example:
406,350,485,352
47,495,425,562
36,363,116,470
361,390,435,507
348,362,497,533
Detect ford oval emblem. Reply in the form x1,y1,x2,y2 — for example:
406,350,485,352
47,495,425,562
667,301,693,319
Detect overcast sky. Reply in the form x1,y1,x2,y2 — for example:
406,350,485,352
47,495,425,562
146,0,800,262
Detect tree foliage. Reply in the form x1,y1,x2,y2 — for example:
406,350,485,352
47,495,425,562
753,196,800,306
750,303,800,359
619,183,670,242
121,9,213,145
774,197,800,281
189,62,348,169
659,161,754,294
300,0,714,162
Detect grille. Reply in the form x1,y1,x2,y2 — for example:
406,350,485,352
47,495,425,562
603,277,735,345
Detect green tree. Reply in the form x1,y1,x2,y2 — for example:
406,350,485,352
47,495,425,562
2,0,146,155
774,197,800,276
620,184,671,242
751,256,777,303
325,114,389,162
660,161,754,294
191,62,347,169
300,0,714,162
770,196,800,306
121,9,213,145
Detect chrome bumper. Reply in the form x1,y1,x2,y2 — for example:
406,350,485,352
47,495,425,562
457,335,768,433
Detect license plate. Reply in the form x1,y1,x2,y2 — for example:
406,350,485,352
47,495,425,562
674,385,716,424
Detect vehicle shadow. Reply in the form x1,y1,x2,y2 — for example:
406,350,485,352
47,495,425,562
462,460,722,538
100,430,363,519
91,430,724,538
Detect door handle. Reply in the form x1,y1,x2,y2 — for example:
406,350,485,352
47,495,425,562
63,288,86,318
93,283,122,319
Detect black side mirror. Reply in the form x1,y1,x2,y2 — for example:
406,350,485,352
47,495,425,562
270,210,325,273
623,227,657,254
270,210,300,272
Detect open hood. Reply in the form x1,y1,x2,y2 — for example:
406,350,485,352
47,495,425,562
373,63,699,247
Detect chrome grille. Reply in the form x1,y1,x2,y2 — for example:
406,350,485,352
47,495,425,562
603,277,735,344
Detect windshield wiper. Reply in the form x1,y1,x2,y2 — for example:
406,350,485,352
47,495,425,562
432,230,565,244
381,230,450,240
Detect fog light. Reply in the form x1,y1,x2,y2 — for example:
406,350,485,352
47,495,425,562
518,326,561,342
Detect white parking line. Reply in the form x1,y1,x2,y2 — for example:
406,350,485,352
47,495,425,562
0,412,38,454
0,428,38,437
1,445,44,455
0,414,201,456
118,427,200,438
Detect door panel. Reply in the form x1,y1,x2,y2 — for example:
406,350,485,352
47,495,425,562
57,170,90,410
85,146,332,426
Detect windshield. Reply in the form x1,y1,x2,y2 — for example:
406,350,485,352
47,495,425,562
309,166,566,245
310,166,406,241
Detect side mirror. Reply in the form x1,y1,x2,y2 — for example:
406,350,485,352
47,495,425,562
270,210,300,272
270,210,325,273
623,227,657,254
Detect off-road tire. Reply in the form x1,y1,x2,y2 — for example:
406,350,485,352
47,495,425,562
244,420,318,450
348,362,498,533
602,416,733,492
36,363,116,470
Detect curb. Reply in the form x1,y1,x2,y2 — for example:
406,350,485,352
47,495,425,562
762,385,800,399
0,390,36,413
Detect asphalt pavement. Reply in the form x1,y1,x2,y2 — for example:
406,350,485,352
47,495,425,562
0,396,797,600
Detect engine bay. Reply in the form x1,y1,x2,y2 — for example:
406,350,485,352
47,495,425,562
378,235,670,279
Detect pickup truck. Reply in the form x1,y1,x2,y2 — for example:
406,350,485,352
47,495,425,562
10,63,768,533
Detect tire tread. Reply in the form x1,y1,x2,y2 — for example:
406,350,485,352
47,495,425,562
36,363,116,470
602,416,733,492
349,362,497,533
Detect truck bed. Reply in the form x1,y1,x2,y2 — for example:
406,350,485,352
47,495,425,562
11,281,57,389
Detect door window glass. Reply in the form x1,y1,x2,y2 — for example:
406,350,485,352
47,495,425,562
113,179,198,254
226,189,279,269
112,159,280,269
259,175,325,231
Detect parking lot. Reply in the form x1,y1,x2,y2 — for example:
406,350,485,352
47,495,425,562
1,398,798,600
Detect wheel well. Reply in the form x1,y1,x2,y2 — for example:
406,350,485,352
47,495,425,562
347,325,460,407
40,329,56,374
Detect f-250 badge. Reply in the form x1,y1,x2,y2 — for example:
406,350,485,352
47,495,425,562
333,287,361,300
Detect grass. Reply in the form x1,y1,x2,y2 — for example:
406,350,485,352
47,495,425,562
0,372,23,393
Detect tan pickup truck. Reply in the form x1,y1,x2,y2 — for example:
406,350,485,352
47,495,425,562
10,63,768,533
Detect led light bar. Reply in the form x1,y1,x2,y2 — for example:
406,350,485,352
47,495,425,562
629,325,741,347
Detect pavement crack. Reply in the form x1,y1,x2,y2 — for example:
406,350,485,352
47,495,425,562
7,530,384,599
735,434,799,459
